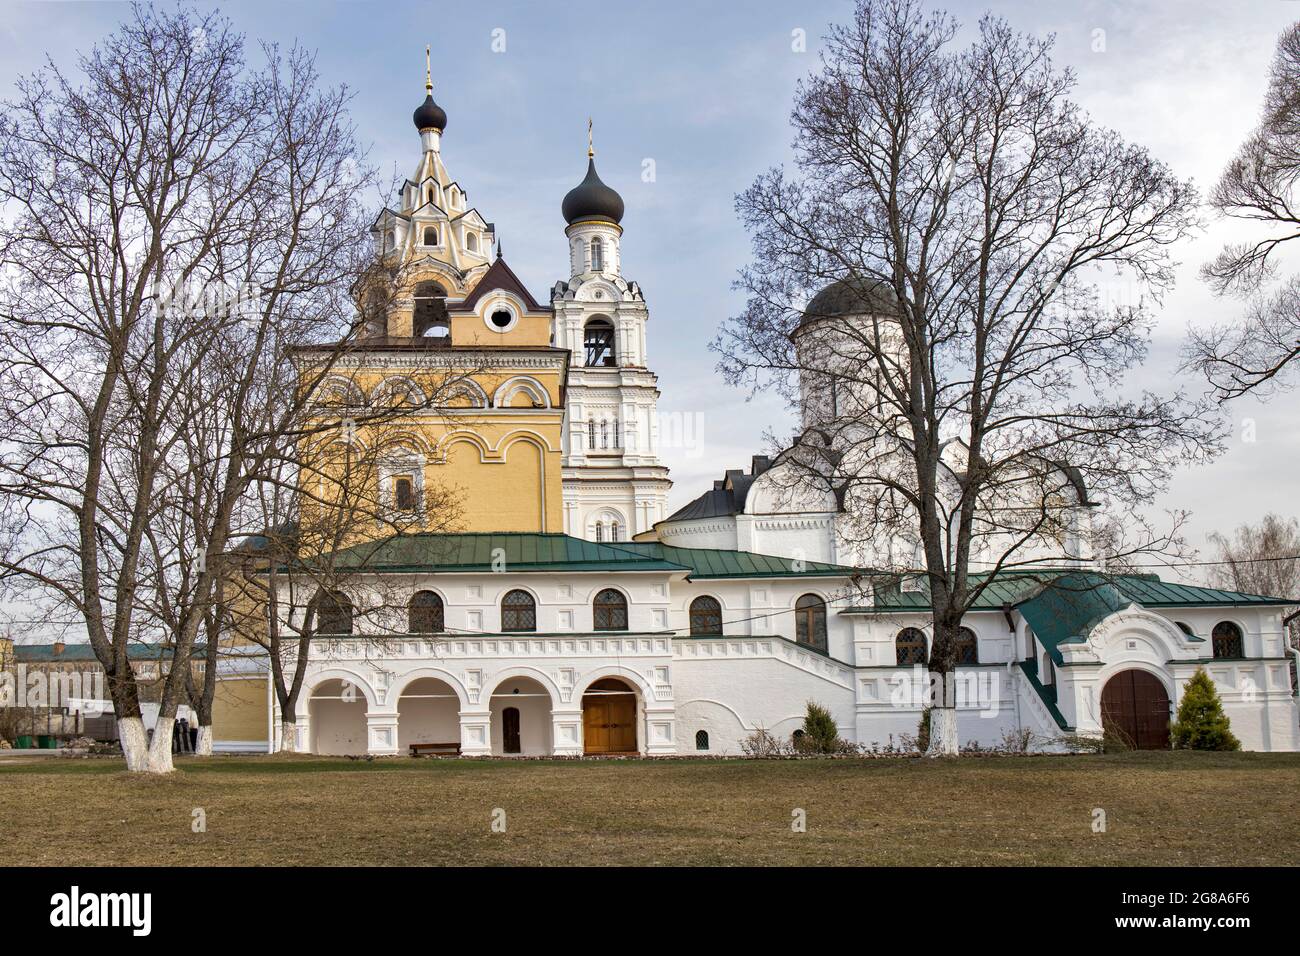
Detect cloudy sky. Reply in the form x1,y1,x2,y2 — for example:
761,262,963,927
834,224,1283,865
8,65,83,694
1,0,1296,586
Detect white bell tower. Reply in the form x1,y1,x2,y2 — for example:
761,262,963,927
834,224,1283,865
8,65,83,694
552,127,670,541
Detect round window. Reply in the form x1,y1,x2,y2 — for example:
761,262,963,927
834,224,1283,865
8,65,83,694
490,309,512,329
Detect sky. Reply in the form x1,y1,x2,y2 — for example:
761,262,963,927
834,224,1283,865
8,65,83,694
0,0,1296,587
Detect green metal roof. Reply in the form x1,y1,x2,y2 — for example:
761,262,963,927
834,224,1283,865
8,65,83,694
306,533,859,580
609,541,858,579
13,643,185,663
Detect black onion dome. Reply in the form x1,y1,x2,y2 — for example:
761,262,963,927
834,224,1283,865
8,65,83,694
562,158,624,225
801,278,898,327
413,94,447,132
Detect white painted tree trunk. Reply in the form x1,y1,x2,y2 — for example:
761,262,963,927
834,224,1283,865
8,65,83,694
144,715,176,773
926,706,960,757
195,725,213,756
279,720,298,753
118,716,149,771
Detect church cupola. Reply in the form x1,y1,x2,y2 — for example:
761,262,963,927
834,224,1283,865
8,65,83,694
562,122,624,278
413,47,447,152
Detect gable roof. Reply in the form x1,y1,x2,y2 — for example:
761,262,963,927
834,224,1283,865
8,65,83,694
450,255,549,314
297,533,859,580
662,456,775,523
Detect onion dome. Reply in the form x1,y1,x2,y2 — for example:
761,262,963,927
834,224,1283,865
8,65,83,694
562,157,624,226
413,93,447,132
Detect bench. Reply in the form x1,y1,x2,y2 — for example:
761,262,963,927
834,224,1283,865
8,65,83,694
409,741,460,757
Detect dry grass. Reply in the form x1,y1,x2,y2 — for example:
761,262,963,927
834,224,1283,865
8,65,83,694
0,751,1297,866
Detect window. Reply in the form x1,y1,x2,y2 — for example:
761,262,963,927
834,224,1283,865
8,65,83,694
408,590,444,634
689,596,723,635
466,232,478,252
695,730,709,751
586,420,596,448
609,521,621,542
313,591,353,636
423,225,438,246
594,521,604,542
794,594,827,651
590,237,603,271
413,281,449,338
393,475,415,512
600,420,609,448
1212,621,1244,659
896,627,927,666
611,418,620,448
955,627,979,665
584,319,616,367
489,308,513,330
501,590,536,632
593,588,628,631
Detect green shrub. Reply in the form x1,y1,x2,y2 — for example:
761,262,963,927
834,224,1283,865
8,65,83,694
801,701,841,754
1170,667,1240,751
916,707,931,753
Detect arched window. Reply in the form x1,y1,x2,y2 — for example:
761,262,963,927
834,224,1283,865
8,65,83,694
611,418,620,448
594,521,605,542
408,590,444,634
413,281,449,338
313,591,353,636
393,475,416,512
695,729,709,751
794,594,827,651
600,420,609,448
1212,621,1244,659
955,627,979,665
466,232,478,252
584,319,616,367
423,225,438,246
587,420,597,448
609,521,621,542
593,588,628,631
896,627,927,665
689,596,723,636
590,237,603,272
501,590,536,633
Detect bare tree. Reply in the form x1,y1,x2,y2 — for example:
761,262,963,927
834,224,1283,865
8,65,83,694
1208,514,1300,602
1187,21,1300,400
713,0,1221,753
0,6,377,770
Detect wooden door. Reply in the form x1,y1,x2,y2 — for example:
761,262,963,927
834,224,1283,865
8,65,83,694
502,707,521,754
582,679,638,754
1101,670,1170,750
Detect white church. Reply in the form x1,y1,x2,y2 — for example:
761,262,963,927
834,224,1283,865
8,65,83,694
256,78,1300,759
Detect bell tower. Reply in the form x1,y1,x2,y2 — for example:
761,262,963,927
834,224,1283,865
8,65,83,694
551,124,670,541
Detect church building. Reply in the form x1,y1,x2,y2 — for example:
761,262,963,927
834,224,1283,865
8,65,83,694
232,73,1299,758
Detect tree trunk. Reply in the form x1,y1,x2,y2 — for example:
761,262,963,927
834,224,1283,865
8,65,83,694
195,725,213,756
144,715,176,773
279,719,299,753
118,716,149,771
926,706,959,757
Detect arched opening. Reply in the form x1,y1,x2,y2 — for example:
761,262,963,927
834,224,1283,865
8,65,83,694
896,627,927,666
955,627,979,665
501,589,536,632
689,596,723,636
422,225,438,246
589,237,603,272
396,677,460,754
592,588,628,631
309,678,367,755
584,319,616,367
413,281,449,339
695,729,709,751
488,677,553,755
794,594,827,652
1101,669,1171,750
312,591,353,636
408,590,444,634
466,231,479,252
582,677,639,755
1212,621,1244,659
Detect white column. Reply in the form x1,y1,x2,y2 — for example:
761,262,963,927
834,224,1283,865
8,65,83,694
459,710,492,756
365,711,400,756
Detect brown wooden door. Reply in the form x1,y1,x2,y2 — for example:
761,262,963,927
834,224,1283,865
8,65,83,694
582,680,637,754
1101,670,1171,750
502,707,521,754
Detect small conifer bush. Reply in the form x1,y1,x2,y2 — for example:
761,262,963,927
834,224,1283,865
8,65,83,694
1170,667,1240,751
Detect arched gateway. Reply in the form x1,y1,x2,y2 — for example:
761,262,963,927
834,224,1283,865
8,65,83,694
582,678,639,754
1100,669,1171,750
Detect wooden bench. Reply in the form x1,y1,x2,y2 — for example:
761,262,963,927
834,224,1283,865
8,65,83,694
409,742,460,757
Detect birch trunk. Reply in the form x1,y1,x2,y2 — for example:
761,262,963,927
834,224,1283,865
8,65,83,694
118,716,149,771
279,719,299,753
195,725,213,756
144,715,176,773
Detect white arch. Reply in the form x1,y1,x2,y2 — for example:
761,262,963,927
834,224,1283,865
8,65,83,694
314,375,366,408
493,376,550,409
575,664,656,703
305,667,380,709
486,666,563,704
436,379,490,409
391,667,470,709
369,375,427,407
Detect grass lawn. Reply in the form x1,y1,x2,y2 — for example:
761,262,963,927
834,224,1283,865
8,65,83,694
1,751,1297,866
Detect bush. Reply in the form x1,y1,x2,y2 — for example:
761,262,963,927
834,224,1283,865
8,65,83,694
739,727,784,757
916,707,931,753
1170,667,1240,751
801,701,840,754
